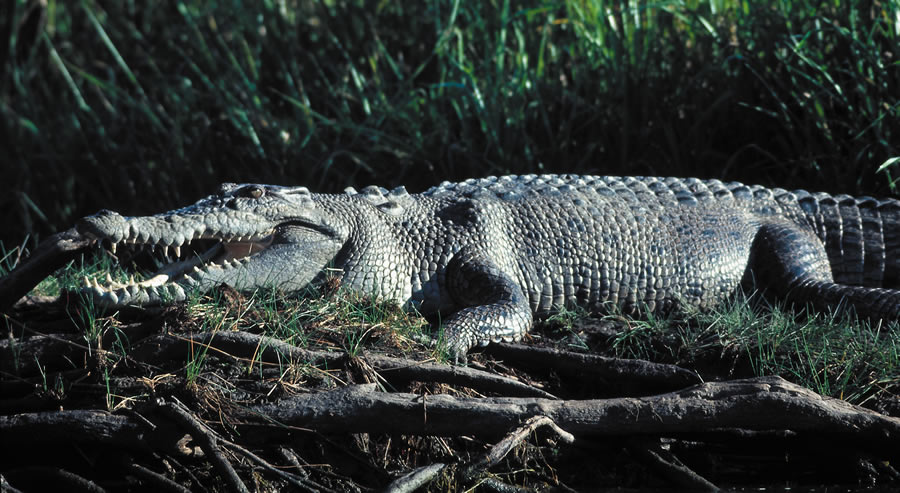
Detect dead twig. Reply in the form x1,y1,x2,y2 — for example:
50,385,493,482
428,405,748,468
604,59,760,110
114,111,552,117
125,463,192,493
158,398,249,493
462,415,574,482
219,438,335,493
3,466,106,493
626,438,719,491
275,446,367,492
384,463,448,493
477,478,538,492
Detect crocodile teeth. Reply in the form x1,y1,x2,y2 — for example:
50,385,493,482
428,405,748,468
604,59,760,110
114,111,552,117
110,242,117,254
162,245,169,257
106,273,114,284
167,284,186,299
174,245,181,257
83,276,91,288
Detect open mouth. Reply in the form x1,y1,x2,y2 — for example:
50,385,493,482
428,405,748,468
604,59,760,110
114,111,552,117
82,231,275,304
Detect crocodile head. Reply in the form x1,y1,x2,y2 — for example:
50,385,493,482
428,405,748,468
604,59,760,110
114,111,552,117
76,183,345,306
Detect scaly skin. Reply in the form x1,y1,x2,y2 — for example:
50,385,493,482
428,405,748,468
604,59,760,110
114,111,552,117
75,175,900,362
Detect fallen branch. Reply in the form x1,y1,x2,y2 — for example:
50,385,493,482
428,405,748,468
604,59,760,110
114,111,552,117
0,228,94,312
1,319,166,378
0,409,151,450
134,330,557,398
488,342,700,394
243,376,900,449
6,377,897,452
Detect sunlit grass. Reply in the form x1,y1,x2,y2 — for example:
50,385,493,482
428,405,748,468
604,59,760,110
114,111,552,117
603,291,900,406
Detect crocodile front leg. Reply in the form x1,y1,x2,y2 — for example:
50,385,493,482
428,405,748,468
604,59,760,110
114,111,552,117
441,249,533,363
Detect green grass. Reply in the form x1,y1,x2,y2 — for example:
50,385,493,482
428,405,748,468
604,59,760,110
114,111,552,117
602,292,900,405
2,0,899,248
182,281,429,357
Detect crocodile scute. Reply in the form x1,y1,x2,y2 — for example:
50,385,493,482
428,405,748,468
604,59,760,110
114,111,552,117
75,175,900,361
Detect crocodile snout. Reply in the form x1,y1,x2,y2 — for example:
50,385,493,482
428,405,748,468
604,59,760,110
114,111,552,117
76,209,126,238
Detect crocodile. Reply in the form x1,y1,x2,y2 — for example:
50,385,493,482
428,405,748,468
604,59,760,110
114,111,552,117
75,175,900,360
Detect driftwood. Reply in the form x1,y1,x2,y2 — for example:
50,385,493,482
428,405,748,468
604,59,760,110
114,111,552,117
0,228,94,311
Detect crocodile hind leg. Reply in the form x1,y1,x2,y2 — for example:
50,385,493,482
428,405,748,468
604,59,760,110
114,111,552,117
442,248,533,363
752,223,900,321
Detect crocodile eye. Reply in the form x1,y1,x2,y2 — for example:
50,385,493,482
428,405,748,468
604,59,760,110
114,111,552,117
243,186,265,199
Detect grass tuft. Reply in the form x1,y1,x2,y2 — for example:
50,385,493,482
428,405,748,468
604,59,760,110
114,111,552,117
598,292,900,406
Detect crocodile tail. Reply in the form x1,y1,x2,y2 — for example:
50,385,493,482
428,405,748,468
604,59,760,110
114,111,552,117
795,191,900,289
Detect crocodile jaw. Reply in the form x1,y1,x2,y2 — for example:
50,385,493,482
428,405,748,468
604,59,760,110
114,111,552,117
76,210,278,306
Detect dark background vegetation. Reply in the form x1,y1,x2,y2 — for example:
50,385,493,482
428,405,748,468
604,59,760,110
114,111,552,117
1,0,899,248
